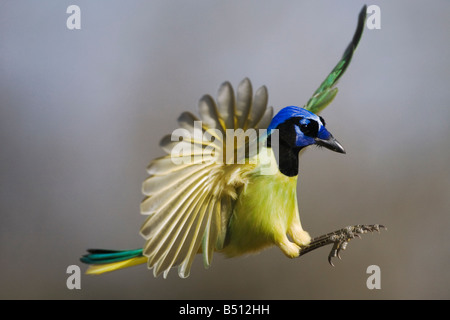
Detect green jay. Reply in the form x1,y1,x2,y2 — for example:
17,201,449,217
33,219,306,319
81,6,384,278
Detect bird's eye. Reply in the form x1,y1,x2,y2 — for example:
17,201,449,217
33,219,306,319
319,116,326,127
299,119,319,137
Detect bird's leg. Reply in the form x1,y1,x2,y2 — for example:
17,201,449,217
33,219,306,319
298,224,386,266
288,214,311,247
278,236,301,258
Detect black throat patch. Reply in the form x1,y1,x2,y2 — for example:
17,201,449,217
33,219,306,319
267,117,304,177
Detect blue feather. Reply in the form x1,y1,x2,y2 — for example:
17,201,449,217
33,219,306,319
268,106,318,132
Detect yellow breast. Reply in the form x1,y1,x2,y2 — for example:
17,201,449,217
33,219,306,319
220,148,299,257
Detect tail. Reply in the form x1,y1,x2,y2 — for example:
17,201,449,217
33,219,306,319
80,248,147,275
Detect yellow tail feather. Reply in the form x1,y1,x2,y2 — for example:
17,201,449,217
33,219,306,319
85,256,147,275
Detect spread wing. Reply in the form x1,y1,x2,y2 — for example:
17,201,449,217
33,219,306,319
305,5,366,115
140,78,273,278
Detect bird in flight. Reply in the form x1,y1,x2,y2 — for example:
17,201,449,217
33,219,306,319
81,5,384,278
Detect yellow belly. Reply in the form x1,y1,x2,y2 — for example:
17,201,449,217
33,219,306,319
221,170,298,257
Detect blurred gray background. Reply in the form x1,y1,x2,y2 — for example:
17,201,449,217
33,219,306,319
1,0,449,299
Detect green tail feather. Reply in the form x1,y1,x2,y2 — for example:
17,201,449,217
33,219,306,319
80,248,143,265
305,5,366,114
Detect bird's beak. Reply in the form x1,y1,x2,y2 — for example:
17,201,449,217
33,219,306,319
315,136,346,154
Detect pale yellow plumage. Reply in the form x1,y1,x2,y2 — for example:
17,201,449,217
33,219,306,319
140,78,280,278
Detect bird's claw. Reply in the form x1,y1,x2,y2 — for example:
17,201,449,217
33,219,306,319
299,224,386,266
326,224,386,266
